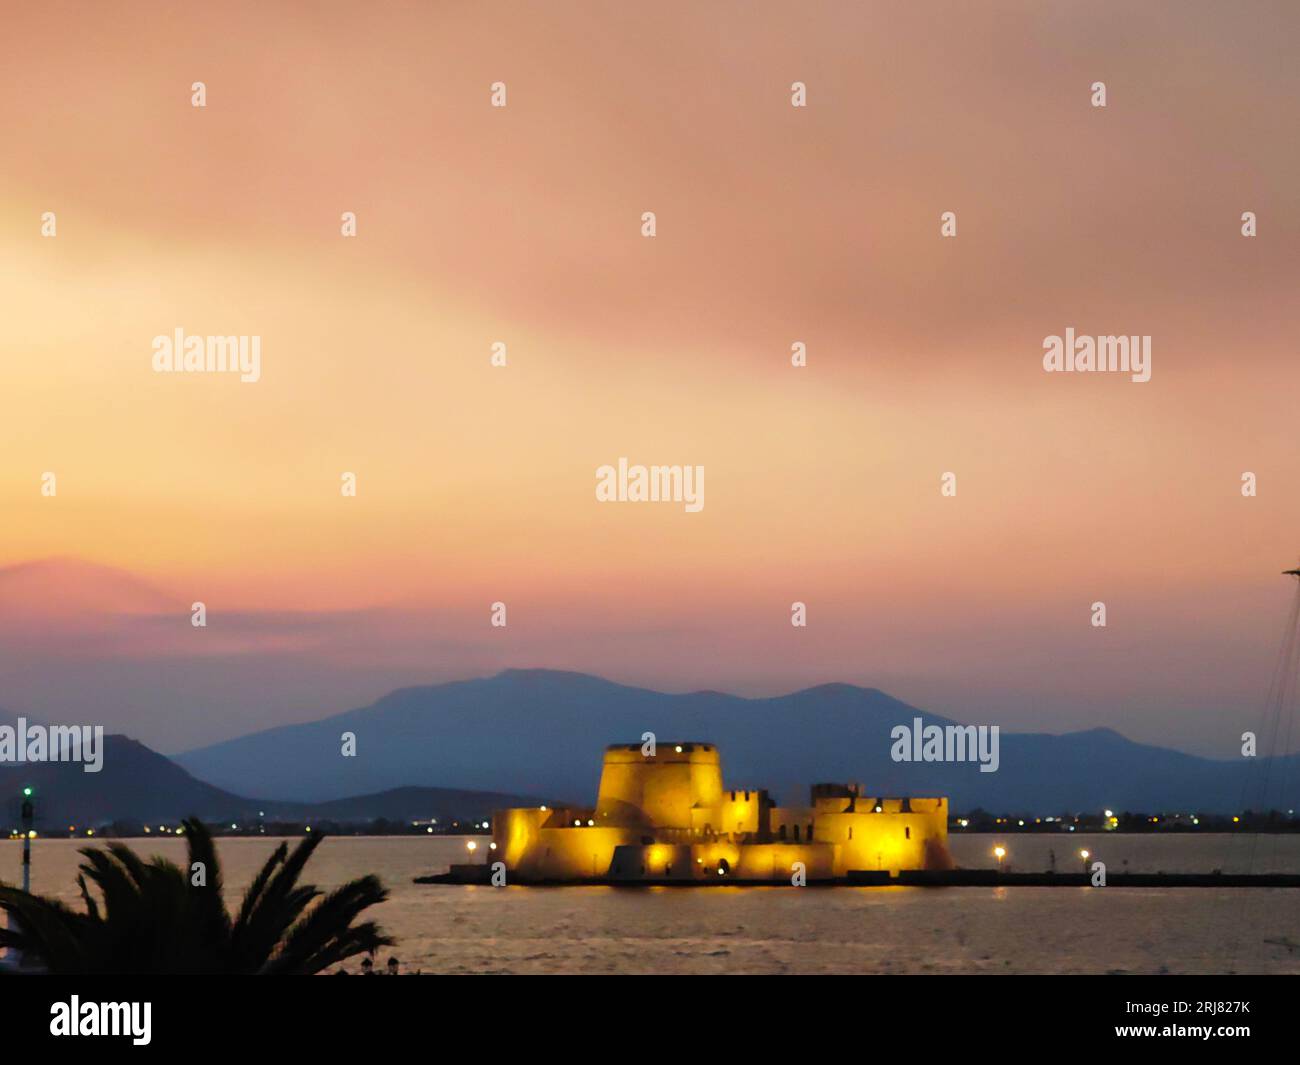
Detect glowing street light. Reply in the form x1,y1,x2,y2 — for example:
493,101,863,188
993,845,1006,870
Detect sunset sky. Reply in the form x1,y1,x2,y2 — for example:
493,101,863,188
2,2,1298,755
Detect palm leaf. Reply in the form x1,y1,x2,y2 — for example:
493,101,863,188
1,820,392,974
262,875,392,974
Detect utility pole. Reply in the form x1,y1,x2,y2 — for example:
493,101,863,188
2,788,34,972
20,787,34,894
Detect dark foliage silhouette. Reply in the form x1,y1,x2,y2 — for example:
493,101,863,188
0,818,392,973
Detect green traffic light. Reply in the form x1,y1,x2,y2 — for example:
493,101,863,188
22,787,32,797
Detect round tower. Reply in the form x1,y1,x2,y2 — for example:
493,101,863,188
595,742,723,829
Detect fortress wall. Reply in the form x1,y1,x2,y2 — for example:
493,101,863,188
497,748,950,881
770,807,816,840
608,841,834,881
733,843,835,881
609,842,699,880
692,790,766,838
513,825,641,880
493,807,548,871
684,840,742,876
816,801,950,874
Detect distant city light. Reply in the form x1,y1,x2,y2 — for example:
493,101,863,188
466,841,478,852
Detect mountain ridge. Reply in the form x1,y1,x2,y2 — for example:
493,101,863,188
0,734,544,828
172,669,1299,813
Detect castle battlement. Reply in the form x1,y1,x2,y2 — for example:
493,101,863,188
491,742,953,883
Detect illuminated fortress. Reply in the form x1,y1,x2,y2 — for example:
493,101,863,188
492,742,952,883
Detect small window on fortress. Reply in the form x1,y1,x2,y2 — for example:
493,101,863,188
848,827,853,840
793,824,800,841
905,827,911,839
779,825,787,840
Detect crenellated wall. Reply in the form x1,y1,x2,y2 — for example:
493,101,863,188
492,743,950,882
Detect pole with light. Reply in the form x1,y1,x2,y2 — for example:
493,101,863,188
20,787,34,894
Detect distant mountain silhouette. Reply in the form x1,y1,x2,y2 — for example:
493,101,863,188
2,735,253,827
174,669,1300,813
303,785,549,824
0,734,542,829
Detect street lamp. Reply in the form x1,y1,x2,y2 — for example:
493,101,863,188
993,845,1006,871
19,788,34,894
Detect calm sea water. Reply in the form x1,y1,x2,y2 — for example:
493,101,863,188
6,833,1299,974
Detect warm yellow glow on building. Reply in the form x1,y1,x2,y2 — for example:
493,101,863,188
489,742,952,883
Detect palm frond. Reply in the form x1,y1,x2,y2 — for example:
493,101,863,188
262,875,392,974
1,820,393,974
231,832,326,968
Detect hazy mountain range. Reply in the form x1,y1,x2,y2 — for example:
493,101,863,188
3,671,1296,823
0,729,542,830
167,669,1300,814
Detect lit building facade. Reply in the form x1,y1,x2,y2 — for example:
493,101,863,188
492,742,952,883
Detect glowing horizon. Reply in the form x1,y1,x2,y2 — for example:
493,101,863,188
2,2,1299,754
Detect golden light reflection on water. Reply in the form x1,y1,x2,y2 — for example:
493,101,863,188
6,835,1300,974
